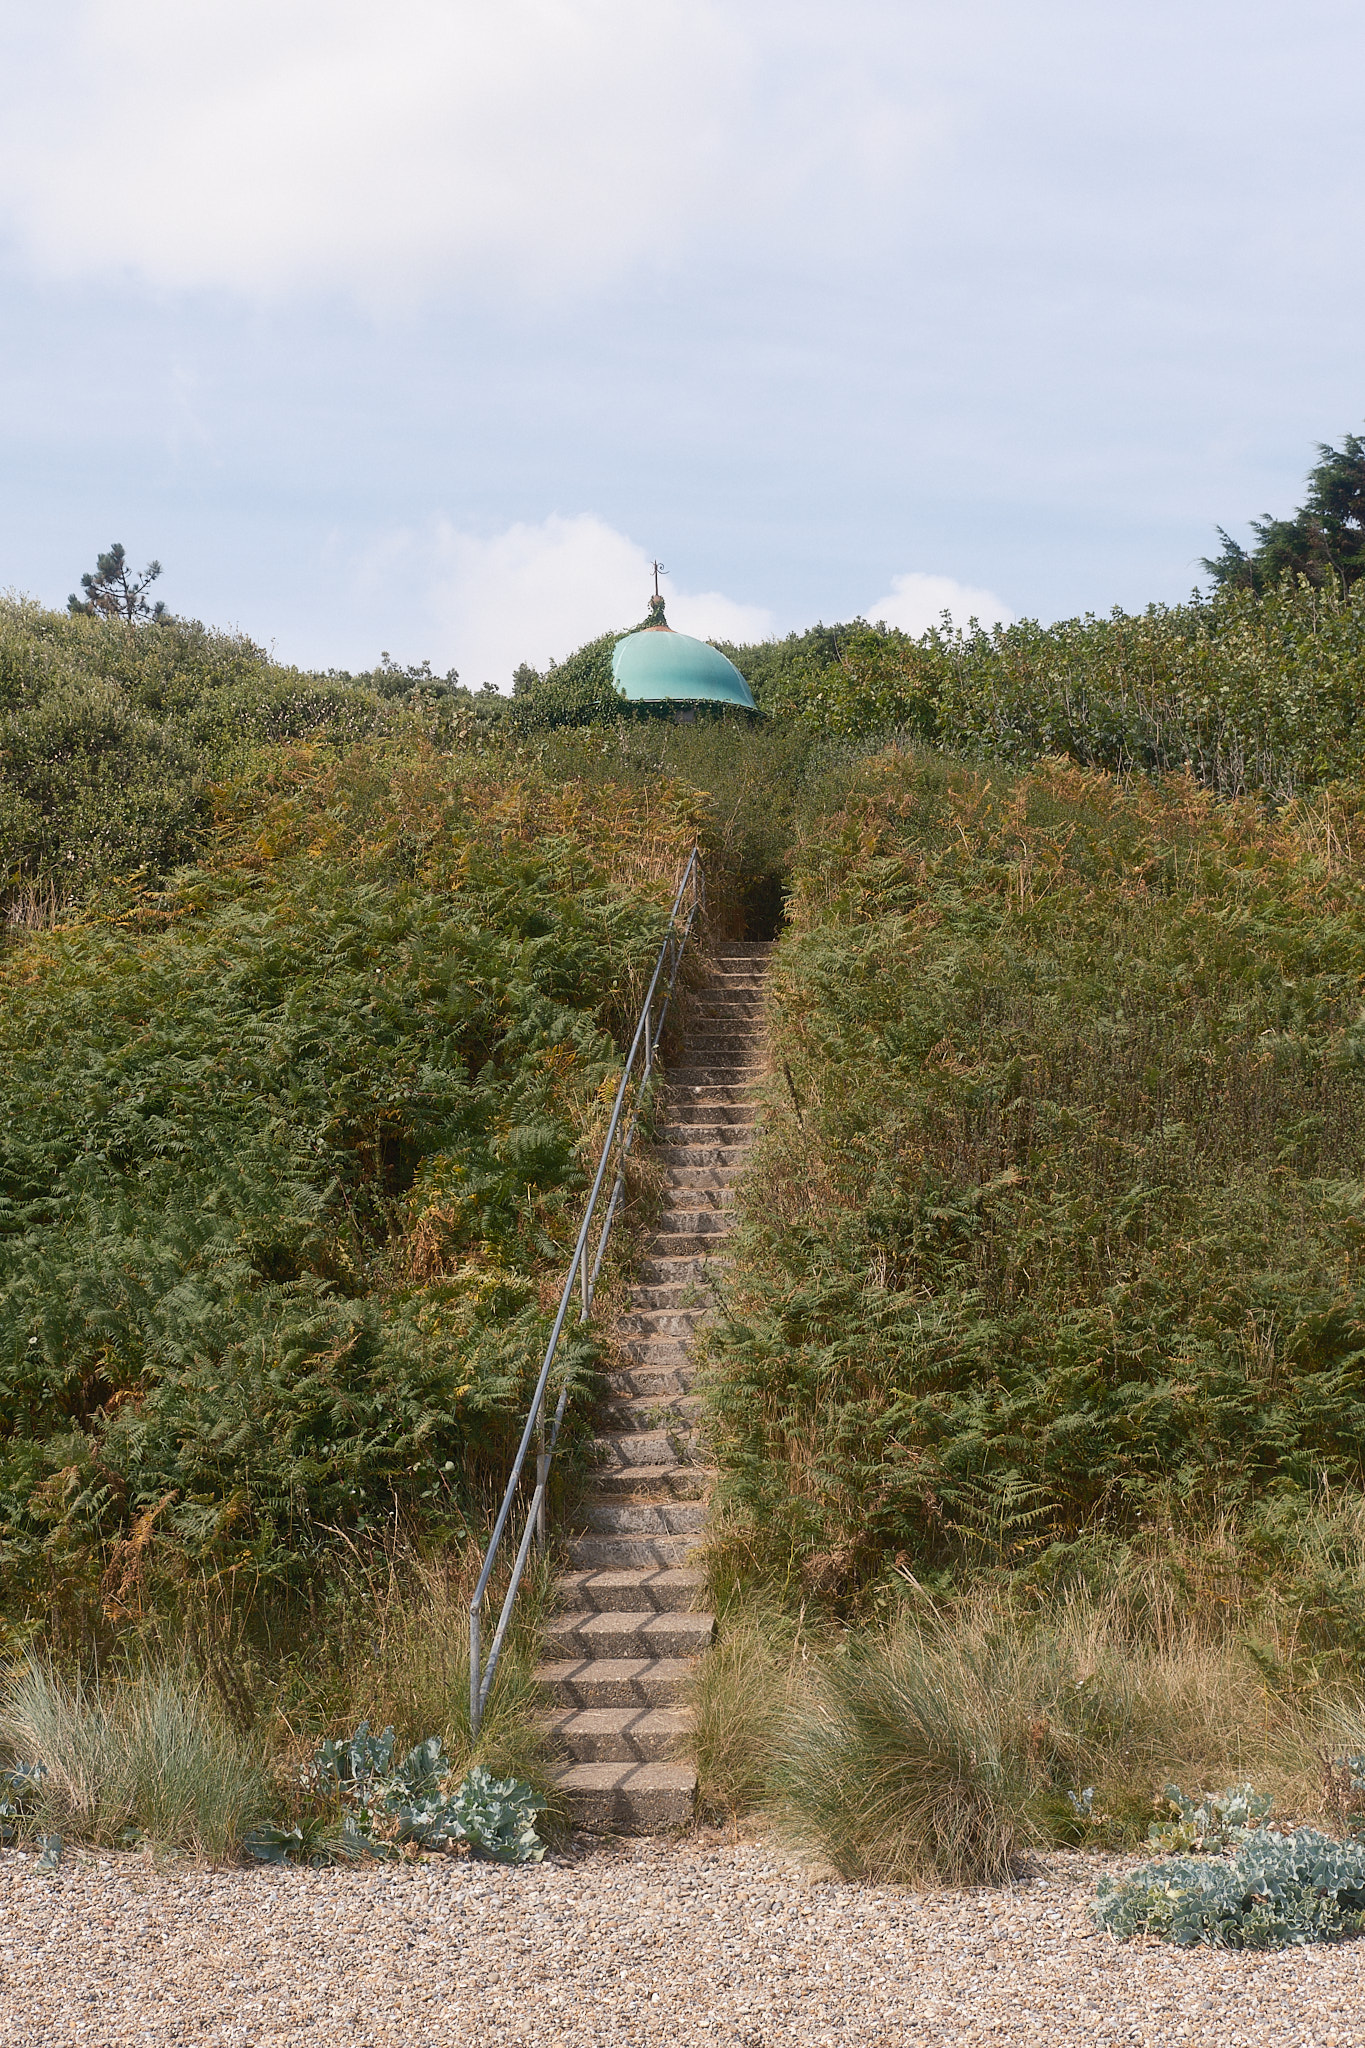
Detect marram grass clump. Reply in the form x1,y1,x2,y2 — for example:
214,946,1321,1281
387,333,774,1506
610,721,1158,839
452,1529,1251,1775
762,1613,1042,1886
0,1662,265,1859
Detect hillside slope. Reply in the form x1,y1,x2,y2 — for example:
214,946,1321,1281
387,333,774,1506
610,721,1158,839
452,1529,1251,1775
704,750,1365,1606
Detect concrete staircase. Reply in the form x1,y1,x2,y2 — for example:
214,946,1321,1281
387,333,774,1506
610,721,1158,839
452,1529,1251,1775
538,939,772,1829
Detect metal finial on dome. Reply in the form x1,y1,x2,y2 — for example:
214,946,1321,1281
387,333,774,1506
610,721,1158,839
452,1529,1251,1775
647,560,669,629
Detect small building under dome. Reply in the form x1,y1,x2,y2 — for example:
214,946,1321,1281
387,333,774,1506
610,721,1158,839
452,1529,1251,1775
611,593,756,711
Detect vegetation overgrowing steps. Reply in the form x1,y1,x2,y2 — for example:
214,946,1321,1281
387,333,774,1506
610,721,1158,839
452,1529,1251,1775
538,941,772,1829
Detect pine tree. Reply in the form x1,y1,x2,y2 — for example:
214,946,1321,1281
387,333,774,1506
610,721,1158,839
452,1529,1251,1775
1204,432,1365,592
68,542,166,623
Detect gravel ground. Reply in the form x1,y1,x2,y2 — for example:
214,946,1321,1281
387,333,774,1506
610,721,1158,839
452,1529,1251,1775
2,1831,1364,2047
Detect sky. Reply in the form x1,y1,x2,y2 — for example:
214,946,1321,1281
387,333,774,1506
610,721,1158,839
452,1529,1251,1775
1,0,1362,685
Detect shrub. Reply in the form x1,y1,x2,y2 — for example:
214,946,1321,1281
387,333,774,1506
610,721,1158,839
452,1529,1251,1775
0,744,700,1630
763,578,1365,803
247,1725,546,1865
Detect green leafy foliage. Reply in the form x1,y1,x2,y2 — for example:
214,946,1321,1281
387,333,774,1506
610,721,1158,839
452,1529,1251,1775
1203,431,1365,594
755,579,1365,801
1097,1823,1365,1948
1146,1782,1274,1853
704,750,1365,1596
248,1722,545,1864
0,598,517,903
0,740,698,1626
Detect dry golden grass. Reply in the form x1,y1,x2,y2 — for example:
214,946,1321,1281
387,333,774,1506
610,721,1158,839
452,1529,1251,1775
690,1570,1365,1885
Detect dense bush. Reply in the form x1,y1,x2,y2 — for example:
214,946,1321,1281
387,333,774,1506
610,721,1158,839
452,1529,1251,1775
0,741,704,1633
703,749,1365,1597
761,579,1365,800
0,599,513,903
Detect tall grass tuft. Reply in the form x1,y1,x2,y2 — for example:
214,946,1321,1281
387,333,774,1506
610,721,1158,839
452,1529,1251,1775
765,1615,1042,1886
689,1598,806,1821
325,1546,561,1815
0,1663,265,1858
697,1580,1346,1885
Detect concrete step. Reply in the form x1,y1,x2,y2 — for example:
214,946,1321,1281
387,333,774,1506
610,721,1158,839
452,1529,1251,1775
606,1358,692,1393
536,1656,696,1708
600,1393,701,1433
663,1072,762,1090
678,1013,766,1027
624,1282,715,1312
665,1084,758,1108
661,1102,758,1131
635,1249,729,1280
653,1142,752,1169
661,1179,733,1203
545,1608,714,1660
555,1566,706,1613
653,1205,731,1234
552,1760,696,1829
592,1430,690,1469
547,1705,689,1764
565,1533,696,1570
684,1029,765,1047
616,1306,708,1337
640,1232,729,1259
657,1120,758,1149
591,1463,709,1502
657,1168,742,1193
582,1499,707,1535
650,1196,736,1228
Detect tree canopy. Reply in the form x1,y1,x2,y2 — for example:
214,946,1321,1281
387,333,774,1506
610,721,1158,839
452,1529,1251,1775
68,541,166,624
1204,430,1365,592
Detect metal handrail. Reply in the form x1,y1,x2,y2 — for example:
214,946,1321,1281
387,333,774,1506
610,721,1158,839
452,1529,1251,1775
469,847,704,1734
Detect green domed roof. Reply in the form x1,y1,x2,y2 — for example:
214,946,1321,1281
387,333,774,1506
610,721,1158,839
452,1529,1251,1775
612,602,756,708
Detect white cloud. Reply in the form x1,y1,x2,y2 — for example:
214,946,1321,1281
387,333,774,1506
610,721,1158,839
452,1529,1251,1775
404,513,774,687
0,1,933,303
865,571,1014,636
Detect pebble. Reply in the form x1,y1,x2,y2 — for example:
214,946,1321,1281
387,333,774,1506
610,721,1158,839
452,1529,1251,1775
1,1832,1363,2045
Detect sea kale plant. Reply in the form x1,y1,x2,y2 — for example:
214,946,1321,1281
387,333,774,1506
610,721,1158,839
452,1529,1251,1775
1098,1791,1365,1949
247,1721,545,1865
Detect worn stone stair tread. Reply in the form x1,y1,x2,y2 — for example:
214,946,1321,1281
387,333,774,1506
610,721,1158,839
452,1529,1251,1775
607,1365,692,1396
546,1610,714,1659
547,1705,690,1762
555,1566,706,1612
535,1656,697,1706
591,1466,708,1502
600,1394,702,1430
593,1427,692,1463
551,1760,697,1827
625,1285,716,1313
565,1534,697,1569
583,1500,708,1534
